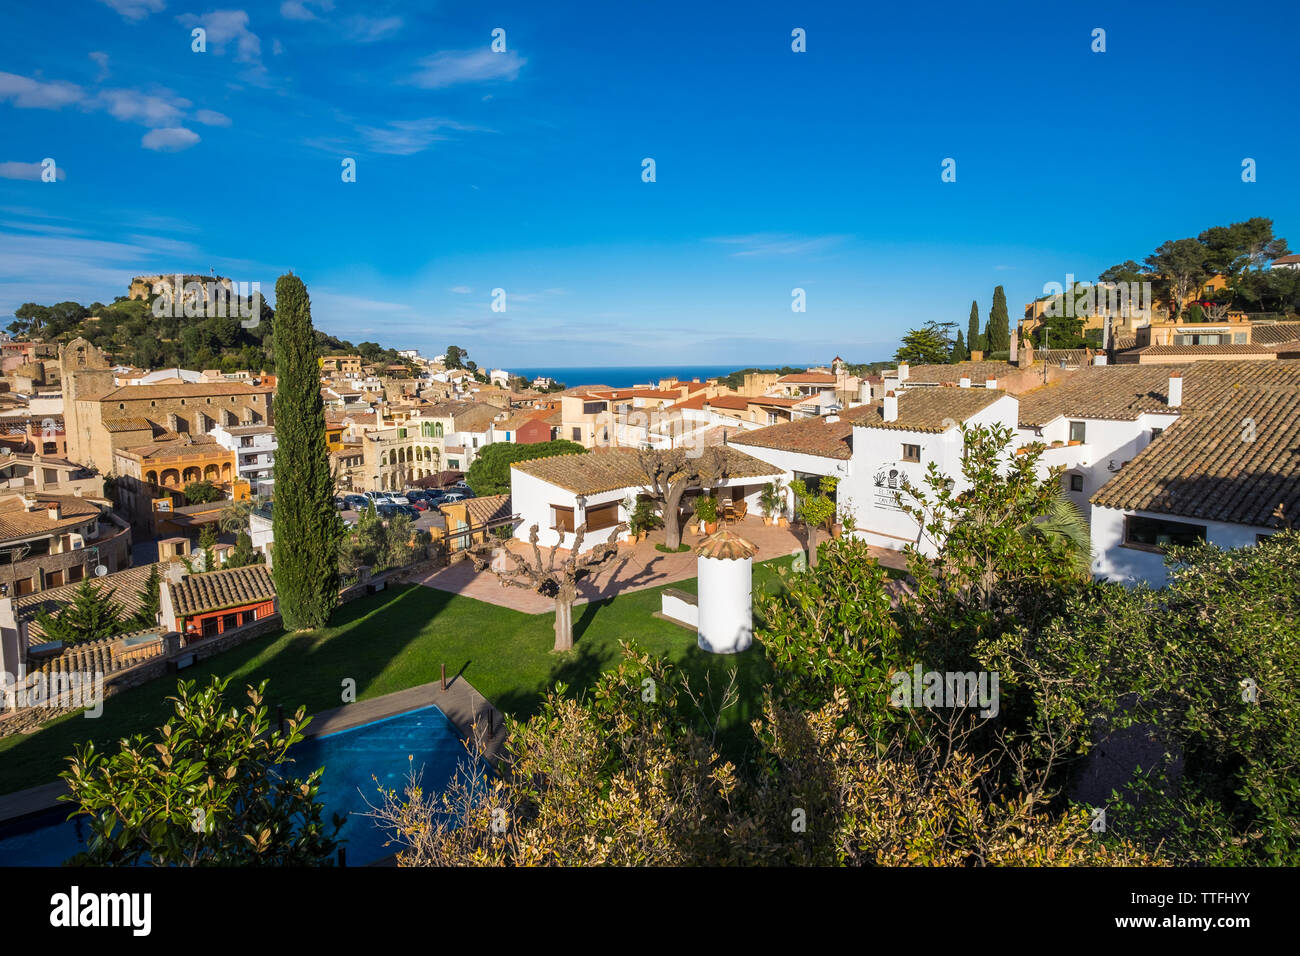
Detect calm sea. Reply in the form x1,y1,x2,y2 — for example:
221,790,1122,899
510,365,809,389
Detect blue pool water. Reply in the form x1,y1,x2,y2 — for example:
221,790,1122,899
0,704,474,866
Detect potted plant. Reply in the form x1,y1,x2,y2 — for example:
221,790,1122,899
694,495,719,535
759,479,785,527
627,496,660,542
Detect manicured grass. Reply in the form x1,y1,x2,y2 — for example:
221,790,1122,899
0,558,793,796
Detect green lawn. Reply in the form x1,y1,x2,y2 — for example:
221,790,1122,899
0,558,793,796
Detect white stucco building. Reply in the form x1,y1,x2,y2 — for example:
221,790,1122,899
210,423,277,496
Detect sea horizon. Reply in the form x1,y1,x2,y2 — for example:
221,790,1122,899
510,363,823,390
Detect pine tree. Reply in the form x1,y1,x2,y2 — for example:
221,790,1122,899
988,285,1011,353
271,274,341,629
225,531,260,568
132,565,161,629
967,300,982,353
951,330,967,363
35,580,125,644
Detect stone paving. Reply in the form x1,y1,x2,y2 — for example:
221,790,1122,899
412,516,911,614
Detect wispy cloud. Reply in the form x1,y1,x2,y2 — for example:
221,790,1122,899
710,233,851,258
357,117,478,155
279,0,330,20
448,286,472,294
195,109,232,126
89,52,111,81
0,69,222,150
0,161,65,182
142,127,200,151
96,0,166,20
347,15,402,42
409,49,525,89
176,10,264,72
0,72,84,109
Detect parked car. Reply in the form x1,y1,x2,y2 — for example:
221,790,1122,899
342,494,369,511
440,491,469,504
410,499,430,511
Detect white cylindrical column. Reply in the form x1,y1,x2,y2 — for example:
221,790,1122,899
695,529,757,654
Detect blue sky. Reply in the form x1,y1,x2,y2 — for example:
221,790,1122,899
1,0,1296,367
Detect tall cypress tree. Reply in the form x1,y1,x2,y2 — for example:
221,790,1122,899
271,274,340,630
951,329,967,363
967,300,982,353
988,285,1011,353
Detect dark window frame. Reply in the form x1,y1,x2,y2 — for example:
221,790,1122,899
901,443,921,463
1122,514,1207,553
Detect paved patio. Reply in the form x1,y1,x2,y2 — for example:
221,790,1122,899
413,516,910,614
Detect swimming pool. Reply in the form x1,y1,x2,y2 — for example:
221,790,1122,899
0,703,476,866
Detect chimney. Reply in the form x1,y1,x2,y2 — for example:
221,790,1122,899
1093,354,1108,366
959,376,971,388
1021,337,1034,368
985,378,998,390
970,349,984,362
1168,372,1183,408
46,503,60,521
824,415,839,424
883,391,899,422
1009,327,1019,364
897,363,910,382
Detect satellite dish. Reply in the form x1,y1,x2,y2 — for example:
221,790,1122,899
94,565,108,577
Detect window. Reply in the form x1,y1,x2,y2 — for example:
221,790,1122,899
1069,421,1086,443
583,401,605,415
1124,515,1207,552
551,504,576,533
448,459,460,470
572,427,582,441
767,413,779,425
901,443,921,462
585,501,619,531
1151,427,1164,439
1069,473,1084,492
1234,332,1248,345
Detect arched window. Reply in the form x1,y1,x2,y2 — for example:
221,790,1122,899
434,422,444,438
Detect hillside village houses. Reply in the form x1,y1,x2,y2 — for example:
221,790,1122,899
506,350,1300,589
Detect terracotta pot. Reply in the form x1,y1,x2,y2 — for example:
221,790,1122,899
763,516,775,526
832,523,843,539
706,521,718,534
778,517,789,527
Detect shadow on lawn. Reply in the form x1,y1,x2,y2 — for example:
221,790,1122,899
0,584,449,796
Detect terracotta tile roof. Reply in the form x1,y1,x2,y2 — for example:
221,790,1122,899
1091,389,1300,528
903,361,1021,385
1270,254,1300,265
0,494,107,541
729,416,855,459
95,382,272,401
421,401,499,430
855,388,1005,432
450,494,513,527
1135,344,1274,356
18,563,159,643
748,395,803,407
1018,360,1300,426
169,564,276,617
1249,323,1300,345
117,435,228,460
776,372,837,385
511,447,780,495
102,417,153,433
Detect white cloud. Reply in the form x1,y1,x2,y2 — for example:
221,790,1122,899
448,286,472,294
0,72,84,109
710,233,850,257
195,109,232,126
96,88,191,127
96,0,166,20
347,15,402,42
409,49,525,89
279,0,317,20
358,118,473,156
141,127,200,151
0,161,65,182
177,10,263,66
89,52,111,81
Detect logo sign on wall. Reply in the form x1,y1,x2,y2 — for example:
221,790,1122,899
153,497,173,513
872,463,909,512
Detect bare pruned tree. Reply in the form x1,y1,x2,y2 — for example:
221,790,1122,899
636,447,730,549
1201,300,1231,322
470,522,627,652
